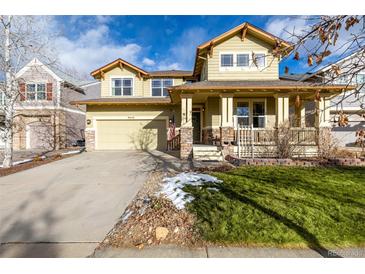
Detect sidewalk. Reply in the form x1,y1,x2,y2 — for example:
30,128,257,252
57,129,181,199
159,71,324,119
92,245,365,258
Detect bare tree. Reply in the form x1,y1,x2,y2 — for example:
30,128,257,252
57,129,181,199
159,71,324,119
0,15,56,167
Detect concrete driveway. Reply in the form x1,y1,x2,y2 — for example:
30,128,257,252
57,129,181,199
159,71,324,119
0,151,160,257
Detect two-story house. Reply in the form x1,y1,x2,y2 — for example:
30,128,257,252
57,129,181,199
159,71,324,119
0,58,91,150
72,22,353,160
300,50,365,148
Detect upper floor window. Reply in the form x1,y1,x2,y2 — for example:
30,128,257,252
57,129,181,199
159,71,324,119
220,52,266,70
221,54,234,67
152,79,173,96
111,78,133,96
356,74,365,84
26,83,46,101
237,54,249,67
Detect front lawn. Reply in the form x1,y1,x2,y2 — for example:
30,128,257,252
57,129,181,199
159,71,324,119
185,166,365,248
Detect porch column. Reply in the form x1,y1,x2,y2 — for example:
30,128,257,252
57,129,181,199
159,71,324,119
315,97,332,156
315,97,331,128
220,94,234,155
295,101,306,127
275,95,289,127
180,94,193,159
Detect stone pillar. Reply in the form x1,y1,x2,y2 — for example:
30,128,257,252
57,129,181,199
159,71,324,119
315,98,332,156
180,127,193,160
85,128,95,151
275,95,289,127
180,94,193,159
220,94,234,155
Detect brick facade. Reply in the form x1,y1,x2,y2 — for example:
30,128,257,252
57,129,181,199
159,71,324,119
180,127,193,160
85,128,95,151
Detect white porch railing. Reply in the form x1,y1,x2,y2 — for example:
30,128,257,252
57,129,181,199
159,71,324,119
236,125,318,158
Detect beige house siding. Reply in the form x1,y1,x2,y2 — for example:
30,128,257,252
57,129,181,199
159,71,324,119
86,105,181,130
204,97,221,128
101,66,185,98
207,33,279,80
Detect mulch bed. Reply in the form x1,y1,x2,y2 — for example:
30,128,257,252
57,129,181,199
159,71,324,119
98,171,205,250
0,153,77,177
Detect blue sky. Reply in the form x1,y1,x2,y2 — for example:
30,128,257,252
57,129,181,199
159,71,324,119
49,15,351,78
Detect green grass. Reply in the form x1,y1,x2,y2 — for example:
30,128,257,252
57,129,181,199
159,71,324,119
185,166,365,248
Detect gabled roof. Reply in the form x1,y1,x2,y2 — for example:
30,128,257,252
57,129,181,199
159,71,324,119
16,58,88,88
91,58,149,79
193,22,293,76
148,70,193,77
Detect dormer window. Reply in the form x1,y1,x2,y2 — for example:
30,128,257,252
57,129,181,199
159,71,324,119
26,83,46,101
221,54,234,67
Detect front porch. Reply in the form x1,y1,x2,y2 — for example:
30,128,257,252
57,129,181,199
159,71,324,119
169,86,337,160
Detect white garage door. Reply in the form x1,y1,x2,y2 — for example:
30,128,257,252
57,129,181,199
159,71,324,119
96,119,167,151
26,123,54,150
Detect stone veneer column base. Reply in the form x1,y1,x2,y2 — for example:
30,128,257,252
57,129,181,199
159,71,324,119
318,127,332,157
180,127,193,160
220,126,235,156
85,129,95,151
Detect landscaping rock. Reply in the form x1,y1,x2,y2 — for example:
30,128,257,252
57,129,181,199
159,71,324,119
156,227,169,241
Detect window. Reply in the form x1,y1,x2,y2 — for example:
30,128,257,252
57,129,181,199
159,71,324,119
255,53,265,68
112,78,133,96
221,54,234,67
26,83,46,101
253,102,265,128
236,102,249,127
151,79,173,96
37,84,46,100
237,54,249,67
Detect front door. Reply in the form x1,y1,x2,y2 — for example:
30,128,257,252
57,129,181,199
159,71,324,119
192,111,201,143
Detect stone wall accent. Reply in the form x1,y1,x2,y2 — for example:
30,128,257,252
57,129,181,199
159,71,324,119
202,128,220,145
180,127,193,160
220,127,235,145
318,127,332,157
85,128,95,151
226,154,365,167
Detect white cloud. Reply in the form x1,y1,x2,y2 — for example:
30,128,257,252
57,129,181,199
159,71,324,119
157,62,182,70
53,22,143,77
142,57,156,66
265,16,311,42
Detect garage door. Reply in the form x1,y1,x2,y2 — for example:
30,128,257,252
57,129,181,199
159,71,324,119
26,123,54,150
96,119,167,150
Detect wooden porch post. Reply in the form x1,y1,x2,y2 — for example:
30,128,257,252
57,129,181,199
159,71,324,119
275,95,289,127
295,102,306,127
315,98,331,128
181,94,193,127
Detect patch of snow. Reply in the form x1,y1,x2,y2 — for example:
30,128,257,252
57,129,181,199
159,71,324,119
121,209,133,223
0,156,46,168
61,149,83,156
207,187,219,192
160,172,221,209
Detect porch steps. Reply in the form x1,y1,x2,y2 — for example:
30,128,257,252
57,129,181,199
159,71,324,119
193,145,223,162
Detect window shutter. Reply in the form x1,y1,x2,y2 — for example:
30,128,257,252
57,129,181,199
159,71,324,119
46,83,53,100
19,83,26,101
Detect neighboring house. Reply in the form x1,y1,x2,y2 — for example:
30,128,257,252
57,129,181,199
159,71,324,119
301,50,365,147
0,58,91,150
72,22,352,160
